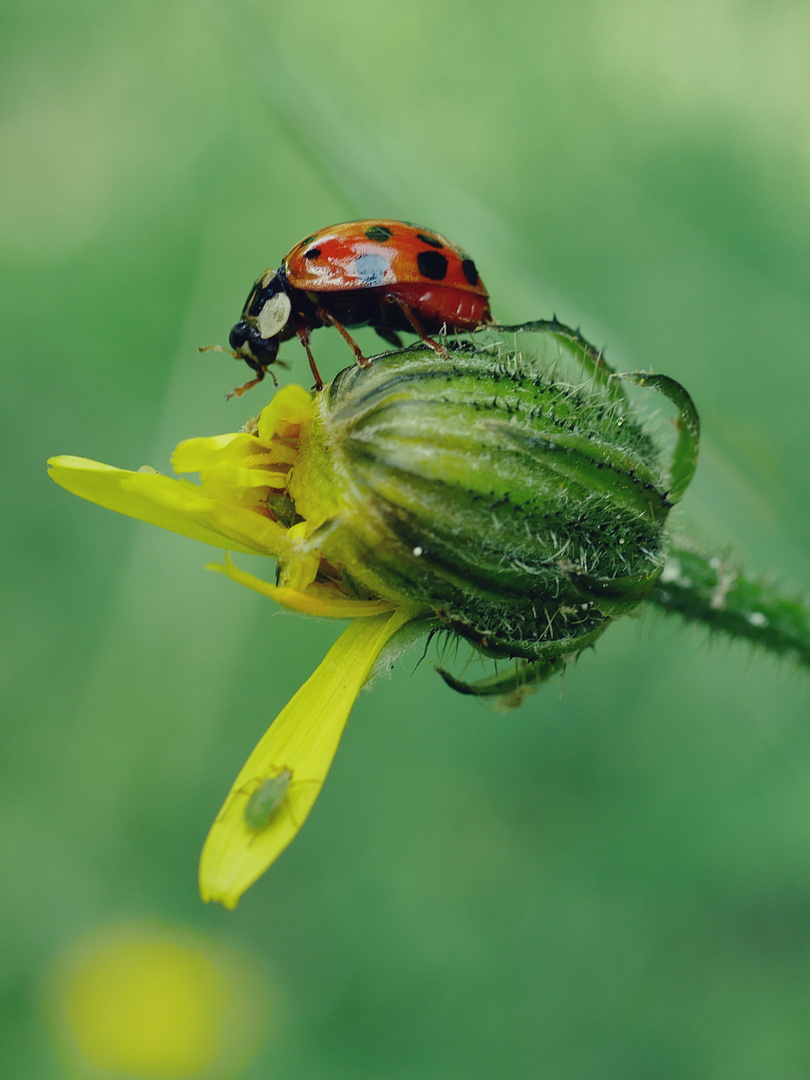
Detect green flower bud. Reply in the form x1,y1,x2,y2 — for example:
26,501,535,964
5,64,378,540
288,321,699,692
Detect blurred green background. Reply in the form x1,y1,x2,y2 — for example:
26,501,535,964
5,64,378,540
4,0,810,1076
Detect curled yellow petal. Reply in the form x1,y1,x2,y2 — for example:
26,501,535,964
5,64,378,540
171,432,264,473
47,456,287,556
172,436,295,479
256,383,313,444
209,557,394,618
199,608,414,909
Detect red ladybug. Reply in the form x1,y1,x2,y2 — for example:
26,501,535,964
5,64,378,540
221,220,492,394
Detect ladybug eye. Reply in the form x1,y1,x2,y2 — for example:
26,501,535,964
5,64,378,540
255,292,292,340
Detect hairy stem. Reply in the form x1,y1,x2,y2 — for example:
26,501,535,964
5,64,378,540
648,541,810,669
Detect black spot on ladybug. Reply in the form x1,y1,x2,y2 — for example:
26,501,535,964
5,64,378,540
365,225,392,241
304,247,321,260
416,233,443,248
417,250,448,280
461,258,479,285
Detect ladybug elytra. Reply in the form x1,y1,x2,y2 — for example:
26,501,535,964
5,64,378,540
210,220,492,395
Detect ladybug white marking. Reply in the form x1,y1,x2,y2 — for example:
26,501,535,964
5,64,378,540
351,252,390,286
256,291,292,340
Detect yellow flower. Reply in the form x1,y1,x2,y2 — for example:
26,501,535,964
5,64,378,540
49,383,424,909
49,325,699,908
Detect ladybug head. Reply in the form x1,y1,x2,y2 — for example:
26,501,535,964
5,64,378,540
229,270,293,372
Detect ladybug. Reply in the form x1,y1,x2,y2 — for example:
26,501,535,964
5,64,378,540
214,220,492,395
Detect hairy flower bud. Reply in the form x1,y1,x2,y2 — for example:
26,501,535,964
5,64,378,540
286,322,698,693
47,318,702,903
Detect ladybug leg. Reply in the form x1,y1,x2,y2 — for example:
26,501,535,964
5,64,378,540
199,344,286,399
226,366,279,400
227,373,264,400
384,295,450,358
198,343,241,360
295,326,324,391
316,307,372,369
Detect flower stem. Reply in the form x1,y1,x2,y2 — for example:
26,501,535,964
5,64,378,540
649,541,810,669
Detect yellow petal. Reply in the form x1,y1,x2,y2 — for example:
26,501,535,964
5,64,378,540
199,608,414,909
208,557,394,618
173,433,298,474
48,456,288,557
256,384,313,444
280,521,321,593
171,432,260,473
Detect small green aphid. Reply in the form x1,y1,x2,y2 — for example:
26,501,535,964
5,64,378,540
243,768,293,831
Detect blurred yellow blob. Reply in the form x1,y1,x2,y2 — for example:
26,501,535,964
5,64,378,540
48,923,271,1079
